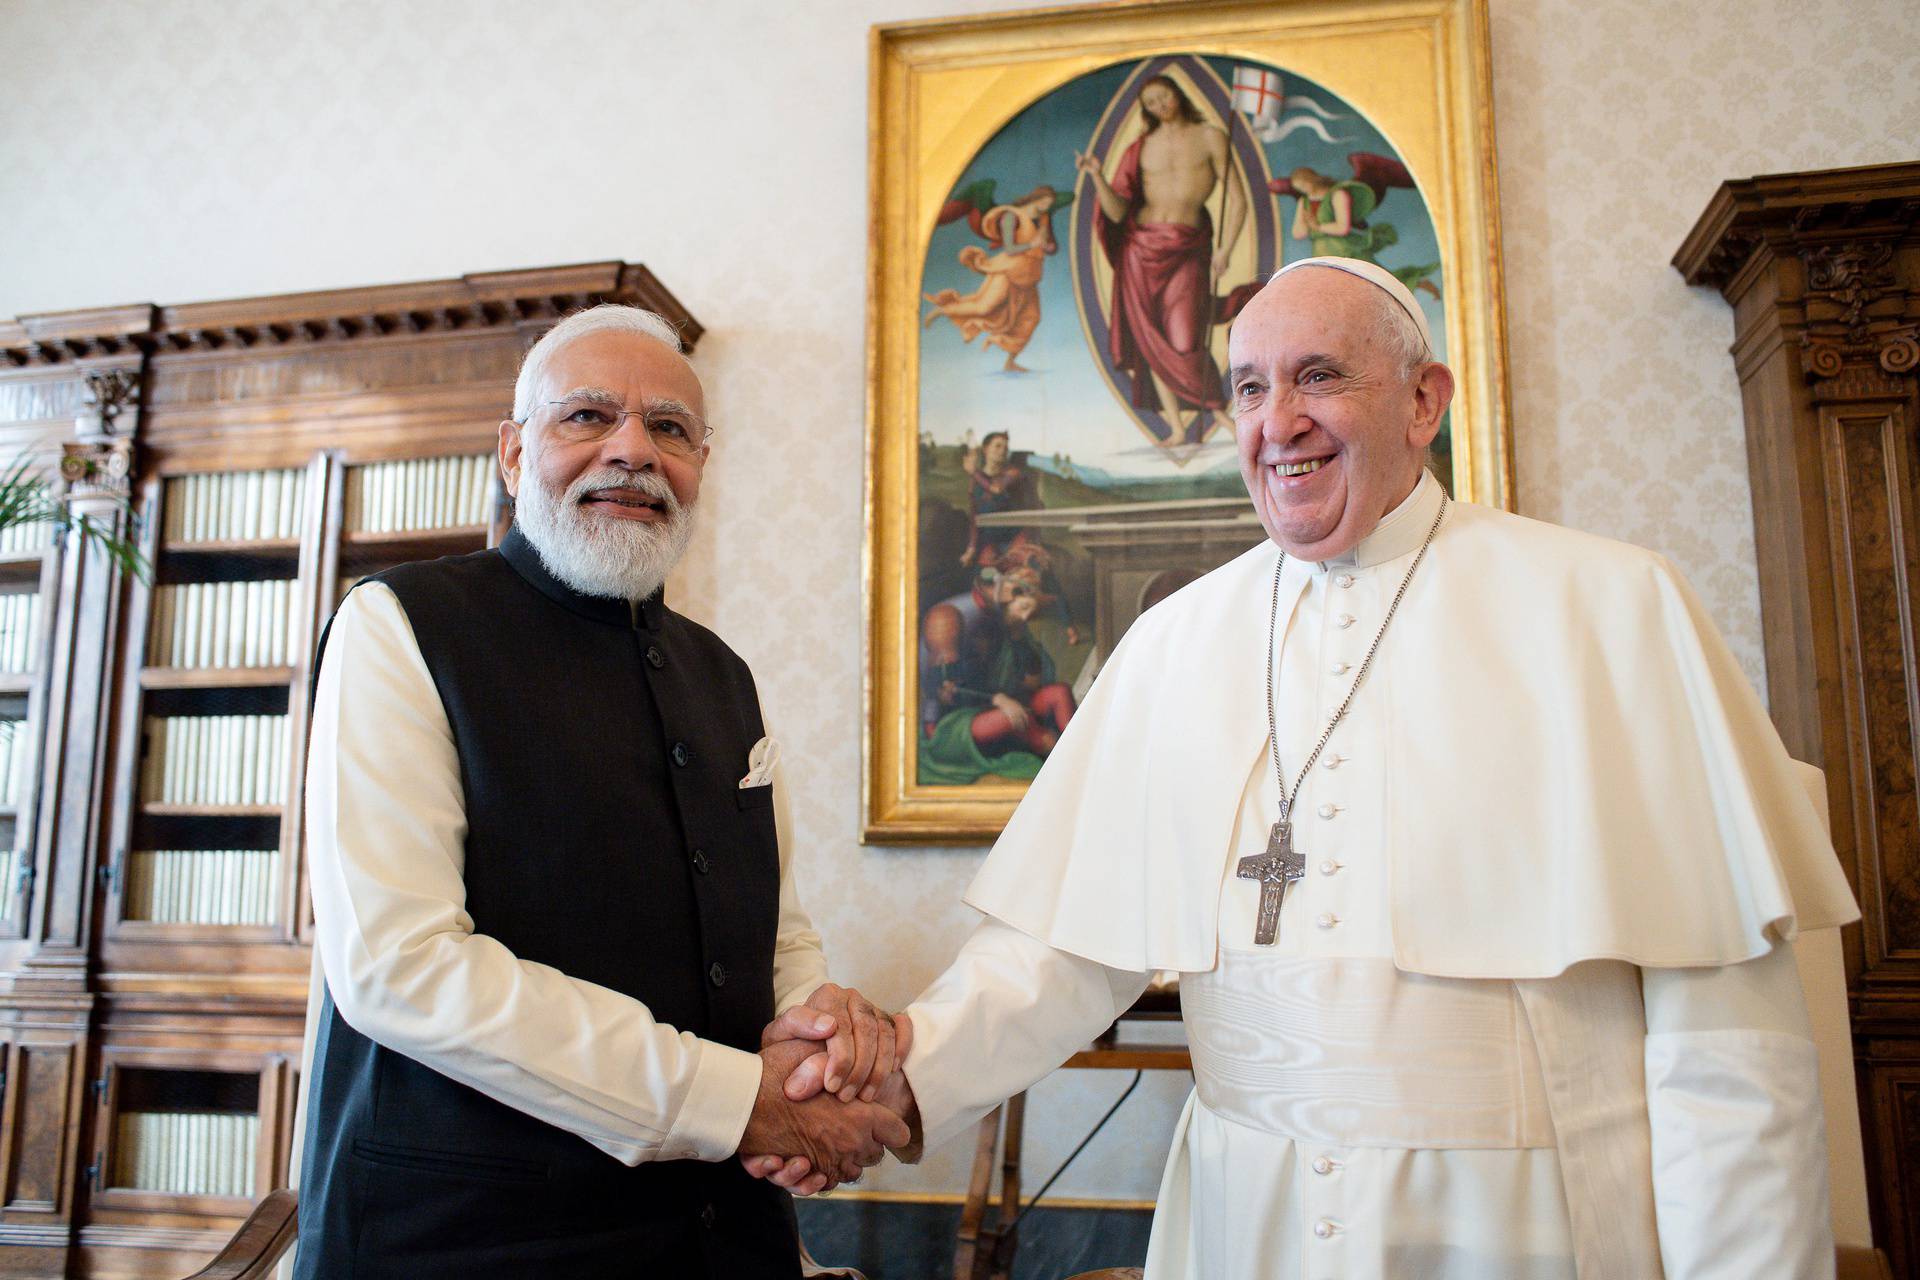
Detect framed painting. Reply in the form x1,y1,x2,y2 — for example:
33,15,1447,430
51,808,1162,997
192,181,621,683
864,0,1510,843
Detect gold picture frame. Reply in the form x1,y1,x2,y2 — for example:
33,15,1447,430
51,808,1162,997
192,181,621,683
864,0,1510,843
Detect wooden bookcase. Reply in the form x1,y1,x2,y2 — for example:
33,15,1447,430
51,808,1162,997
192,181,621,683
0,263,702,1277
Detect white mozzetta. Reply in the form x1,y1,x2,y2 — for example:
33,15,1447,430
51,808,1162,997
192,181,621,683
964,472,1858,978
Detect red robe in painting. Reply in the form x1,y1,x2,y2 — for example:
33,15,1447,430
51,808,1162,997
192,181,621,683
1097,136,1226,413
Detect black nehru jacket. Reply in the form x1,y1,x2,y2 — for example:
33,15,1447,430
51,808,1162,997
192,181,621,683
295,526,800,1280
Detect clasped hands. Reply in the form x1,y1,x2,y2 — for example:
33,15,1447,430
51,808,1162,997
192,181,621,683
736,983,919,1197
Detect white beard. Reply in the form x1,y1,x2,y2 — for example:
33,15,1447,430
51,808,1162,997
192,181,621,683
513,462,695,601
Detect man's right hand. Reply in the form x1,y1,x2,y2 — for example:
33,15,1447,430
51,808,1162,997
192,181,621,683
737,1038,910,1191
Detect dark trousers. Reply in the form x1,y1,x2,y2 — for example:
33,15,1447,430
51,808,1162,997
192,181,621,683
295,1136,803,1279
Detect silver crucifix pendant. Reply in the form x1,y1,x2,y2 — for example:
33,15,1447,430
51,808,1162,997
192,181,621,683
1235,819,1307,945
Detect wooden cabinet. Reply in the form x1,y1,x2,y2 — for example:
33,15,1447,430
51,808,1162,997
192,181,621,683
1677,162,1920,1280
0,264,700,1276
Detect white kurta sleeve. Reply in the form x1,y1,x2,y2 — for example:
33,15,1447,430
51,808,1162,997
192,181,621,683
1642,942,1833,1279
768,765,830,1014
307,583,768,1166
901,918,1150,1152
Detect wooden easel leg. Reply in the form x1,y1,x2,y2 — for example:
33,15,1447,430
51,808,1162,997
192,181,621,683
991,1091,1026,1280
955,1106,1001,1280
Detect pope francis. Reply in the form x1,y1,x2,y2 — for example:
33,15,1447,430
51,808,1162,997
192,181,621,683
775,258,1861,1278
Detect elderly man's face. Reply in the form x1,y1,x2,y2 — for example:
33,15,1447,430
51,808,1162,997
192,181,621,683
1226,270,1451,561
501,328,707,516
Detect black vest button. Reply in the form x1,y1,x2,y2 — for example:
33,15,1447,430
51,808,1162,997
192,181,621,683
646,645,665,669
671,742,690,767
708,962,728,988
700,1203,717,1229
691,849,710,875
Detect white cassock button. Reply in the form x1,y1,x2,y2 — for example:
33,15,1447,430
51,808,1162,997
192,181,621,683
1319,860,1340,876
1336,613,1356,629
1314,1218,1339,1238
1335,573,1355,589
1315,912,1339,929
1323,754,1344,769
1317,803,1338,819
1329,662,1350,676
1312,1156,1335,1175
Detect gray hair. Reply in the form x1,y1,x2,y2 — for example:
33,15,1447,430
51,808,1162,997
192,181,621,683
1373,291,1432,382
512,304,688,424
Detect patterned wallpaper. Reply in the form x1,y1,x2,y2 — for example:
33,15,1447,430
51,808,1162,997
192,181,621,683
1,0,1914,1202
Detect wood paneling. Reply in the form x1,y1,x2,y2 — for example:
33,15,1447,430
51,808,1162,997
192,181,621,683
1678,161,1920,1280
4,1041,76,1211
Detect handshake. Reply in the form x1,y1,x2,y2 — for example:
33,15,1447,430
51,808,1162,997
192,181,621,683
735,983,920,1197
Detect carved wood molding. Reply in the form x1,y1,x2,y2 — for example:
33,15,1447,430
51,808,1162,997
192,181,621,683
1673,163,1920,294
53,368,143,498
58,439,135,498
1802,238,1920,384
0,262,702,368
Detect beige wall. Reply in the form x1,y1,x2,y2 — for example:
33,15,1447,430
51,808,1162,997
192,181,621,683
1,0,1912,1201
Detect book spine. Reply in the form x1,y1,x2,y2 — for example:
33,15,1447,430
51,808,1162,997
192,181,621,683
148,585,167,666
242,472,259,542
162,717,178,804
189,715,205,806
378,462,396,533
280,579,296,667
260,469,281,543
240,716,258,807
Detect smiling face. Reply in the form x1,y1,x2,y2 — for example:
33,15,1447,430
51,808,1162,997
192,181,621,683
499,328,709,599
1226,269,1452,560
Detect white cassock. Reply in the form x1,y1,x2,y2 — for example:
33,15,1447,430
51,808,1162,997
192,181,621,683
901,472,1860,1280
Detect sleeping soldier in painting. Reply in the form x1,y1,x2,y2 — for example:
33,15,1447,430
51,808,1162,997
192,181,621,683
918,559,1077,784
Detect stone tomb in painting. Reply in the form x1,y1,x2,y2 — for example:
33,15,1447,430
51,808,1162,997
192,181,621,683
976,497,1264,668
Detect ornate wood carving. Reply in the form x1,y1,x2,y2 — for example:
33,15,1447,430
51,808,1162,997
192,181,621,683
1,263,701,368
1678,161,1920,1278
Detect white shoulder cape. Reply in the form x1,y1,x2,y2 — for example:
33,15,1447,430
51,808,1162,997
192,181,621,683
964,498,1860,978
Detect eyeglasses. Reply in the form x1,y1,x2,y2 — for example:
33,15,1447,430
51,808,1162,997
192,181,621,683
529,395,713,457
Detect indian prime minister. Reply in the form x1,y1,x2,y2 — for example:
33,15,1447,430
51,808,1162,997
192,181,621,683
768,258,1860,1278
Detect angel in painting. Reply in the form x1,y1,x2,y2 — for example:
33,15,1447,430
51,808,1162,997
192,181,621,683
1273,153,1442,298
922,179,1074,372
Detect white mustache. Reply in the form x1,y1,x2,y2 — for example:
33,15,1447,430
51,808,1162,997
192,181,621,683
566,469,681,513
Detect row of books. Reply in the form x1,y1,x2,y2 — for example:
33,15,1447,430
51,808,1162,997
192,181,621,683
345,454,493,535
124,849,279,926
113,1110,259,1199
0,519,53,556
163,469,309,544
0,591,40,675
146,579,298,670
0,719,36,807
141,715,289,807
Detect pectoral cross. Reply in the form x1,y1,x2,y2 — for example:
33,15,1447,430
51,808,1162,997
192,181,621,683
1236,819,1306,945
